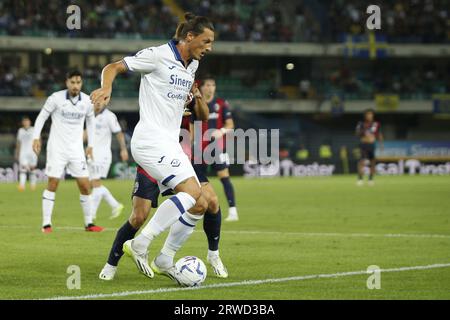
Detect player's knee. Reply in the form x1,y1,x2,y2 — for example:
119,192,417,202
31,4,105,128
208,194,219,213
130,208,149,228
188,186,202,201
47,179,59,192
79,185,90,195
189,195,208,215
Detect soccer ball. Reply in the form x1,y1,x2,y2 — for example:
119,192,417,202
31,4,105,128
174,256,207,287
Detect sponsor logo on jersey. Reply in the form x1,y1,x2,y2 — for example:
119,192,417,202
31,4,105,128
169,74,192,88
171,159,181,167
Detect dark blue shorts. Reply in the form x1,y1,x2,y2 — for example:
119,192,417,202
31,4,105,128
131,164,211,205
131,166,160,208
360,143,375,160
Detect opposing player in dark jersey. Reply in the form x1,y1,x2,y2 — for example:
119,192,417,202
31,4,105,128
99,83,229,281
355,109,384,186
193,76,238,221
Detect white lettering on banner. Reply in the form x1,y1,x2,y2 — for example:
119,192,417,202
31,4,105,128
244,160,335,178
369,160,450,176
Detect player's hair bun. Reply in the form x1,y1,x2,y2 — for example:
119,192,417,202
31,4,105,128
184,12,196,22
174,12,214,41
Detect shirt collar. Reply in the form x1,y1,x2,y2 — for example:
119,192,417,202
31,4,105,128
66,90,81,104
168,39,193,68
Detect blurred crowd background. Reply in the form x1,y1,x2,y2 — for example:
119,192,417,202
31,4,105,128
0,0,449,175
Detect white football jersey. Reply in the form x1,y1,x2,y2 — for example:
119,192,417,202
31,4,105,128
123,39,199,147
33,90,94,156
93,108,122,162
17,127,34,158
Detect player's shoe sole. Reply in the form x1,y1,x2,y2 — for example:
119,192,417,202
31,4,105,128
207,255,229,278
151,259,187,286
225,215,239,222
99,264,117,281
110,203,124,220
85,224,104,232
123,240,154,278
41,225,52,233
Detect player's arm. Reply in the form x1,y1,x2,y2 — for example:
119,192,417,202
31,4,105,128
14,140,20,161
91,48,158,107
192,83,209,121
213,102,234,139
85,109,96,160
82,129,88,143
189,122,194,143
115,132,129,162
90,61,127,107
32,96,55,155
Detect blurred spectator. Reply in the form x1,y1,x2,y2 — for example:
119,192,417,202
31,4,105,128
295,144,309,161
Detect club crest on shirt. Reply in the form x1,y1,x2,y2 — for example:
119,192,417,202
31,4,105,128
171,159,181,167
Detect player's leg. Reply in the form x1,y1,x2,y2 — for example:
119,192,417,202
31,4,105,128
130,175,205,254
100,197,153,280
368,148,376,186
88,161,103,220
150,185,208,284
29,166,37,191
75,177,103,231
200,182,228,277
41,176,59,233
68,158,103,231
125,175,206,279
357,144,366,186
94,161,124,219
90,179,103,221
29,153,38,191
18,164,27,192
153,164,213,276
217,167,238,221
124,147,206,279
100,167,160,280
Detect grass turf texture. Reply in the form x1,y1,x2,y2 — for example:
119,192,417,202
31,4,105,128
0,175,449,299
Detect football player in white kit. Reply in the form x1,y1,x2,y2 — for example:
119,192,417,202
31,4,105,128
32,70,104,233
88,104,128,220
91,12,214,284
15,116,38,191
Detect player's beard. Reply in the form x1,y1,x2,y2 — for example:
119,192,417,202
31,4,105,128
69,90,80,97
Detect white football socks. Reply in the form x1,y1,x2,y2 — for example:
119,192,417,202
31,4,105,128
91,186,120,219
29,170,37,189
42,189,55,226
100,185,119,209
157,212,203,268
91,187,103,220
80,194,93,226
132,192,196,254
19,172,27,188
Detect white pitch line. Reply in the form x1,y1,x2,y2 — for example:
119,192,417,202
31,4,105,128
44,262,450,300
1,225,450,239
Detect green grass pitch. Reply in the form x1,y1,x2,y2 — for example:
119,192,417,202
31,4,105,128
0,175,449,299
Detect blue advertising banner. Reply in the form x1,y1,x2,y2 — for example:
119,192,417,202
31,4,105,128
433,94,450,116
376,141,450,160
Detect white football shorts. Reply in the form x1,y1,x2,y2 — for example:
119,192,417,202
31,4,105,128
131,141,199,194
19,152,38,170
45,149,89,179
88,159,112,180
